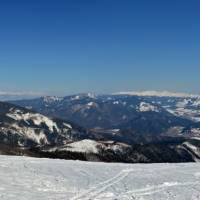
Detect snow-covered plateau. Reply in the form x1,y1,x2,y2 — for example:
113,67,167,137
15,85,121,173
0,155,200,200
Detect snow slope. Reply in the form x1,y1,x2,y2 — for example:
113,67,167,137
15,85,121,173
138,102,159,112
0,155,200,200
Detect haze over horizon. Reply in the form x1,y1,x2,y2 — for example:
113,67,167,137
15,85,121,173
0,90,200,101
0,0,200,94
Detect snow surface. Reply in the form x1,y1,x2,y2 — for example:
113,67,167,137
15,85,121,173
113,101,119,105
56,139,99,154
138,102,159,112
0,155,200,200
167,107,200,122
87,102,95,106
192,99,200,107
42,96,63,103
47,139,130,154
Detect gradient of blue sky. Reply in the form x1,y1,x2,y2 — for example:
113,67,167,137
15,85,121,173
0,0,200,95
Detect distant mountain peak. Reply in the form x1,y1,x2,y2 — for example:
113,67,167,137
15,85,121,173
70,93,96,100
41,96,63,103
113,91,200,98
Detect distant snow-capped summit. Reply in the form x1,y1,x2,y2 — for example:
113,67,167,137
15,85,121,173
0,91,44,101
137,102,159,112
113,91,200,98
41,96,63,103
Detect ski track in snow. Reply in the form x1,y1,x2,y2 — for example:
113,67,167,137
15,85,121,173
121,181,200,199
0,156,200,200
71,169,133,200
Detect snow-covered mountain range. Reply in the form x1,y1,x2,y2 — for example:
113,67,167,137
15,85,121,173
0,91,198,163
0,91,43,101
0,91,200,163
0,99,199,162
11,91,200,132
113,90,200,98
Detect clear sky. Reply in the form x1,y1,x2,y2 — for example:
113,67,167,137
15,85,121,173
0,0,200,95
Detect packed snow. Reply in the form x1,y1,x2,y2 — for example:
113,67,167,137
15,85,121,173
0,156,200,200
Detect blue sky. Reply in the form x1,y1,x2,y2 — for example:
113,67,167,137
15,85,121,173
0,0,200,95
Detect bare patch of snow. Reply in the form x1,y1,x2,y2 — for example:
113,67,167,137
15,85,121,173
138,102,159,112
113,101,119,105
176,99,191,108
192,99,200,107
57,139,99,154
42,96,63,103
63,123,72,129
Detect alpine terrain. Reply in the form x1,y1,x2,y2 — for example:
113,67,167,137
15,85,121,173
1,91,199,163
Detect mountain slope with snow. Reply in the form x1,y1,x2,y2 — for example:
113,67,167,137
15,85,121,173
0,155,200,200
1,101,200,163
11,93,200,140
0,102,88,147
6,94,200,163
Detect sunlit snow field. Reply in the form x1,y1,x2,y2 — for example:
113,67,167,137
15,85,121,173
0,156,200,200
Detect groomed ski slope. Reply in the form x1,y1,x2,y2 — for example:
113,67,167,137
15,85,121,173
0,156,200,200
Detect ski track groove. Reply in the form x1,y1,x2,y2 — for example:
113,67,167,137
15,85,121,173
120,181,200,198
70,169,133,200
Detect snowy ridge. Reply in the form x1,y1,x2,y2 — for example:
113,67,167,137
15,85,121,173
42,96,63,103
6,109,61,132
0,103,83,147
56,139,99,154
47,139,131,154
